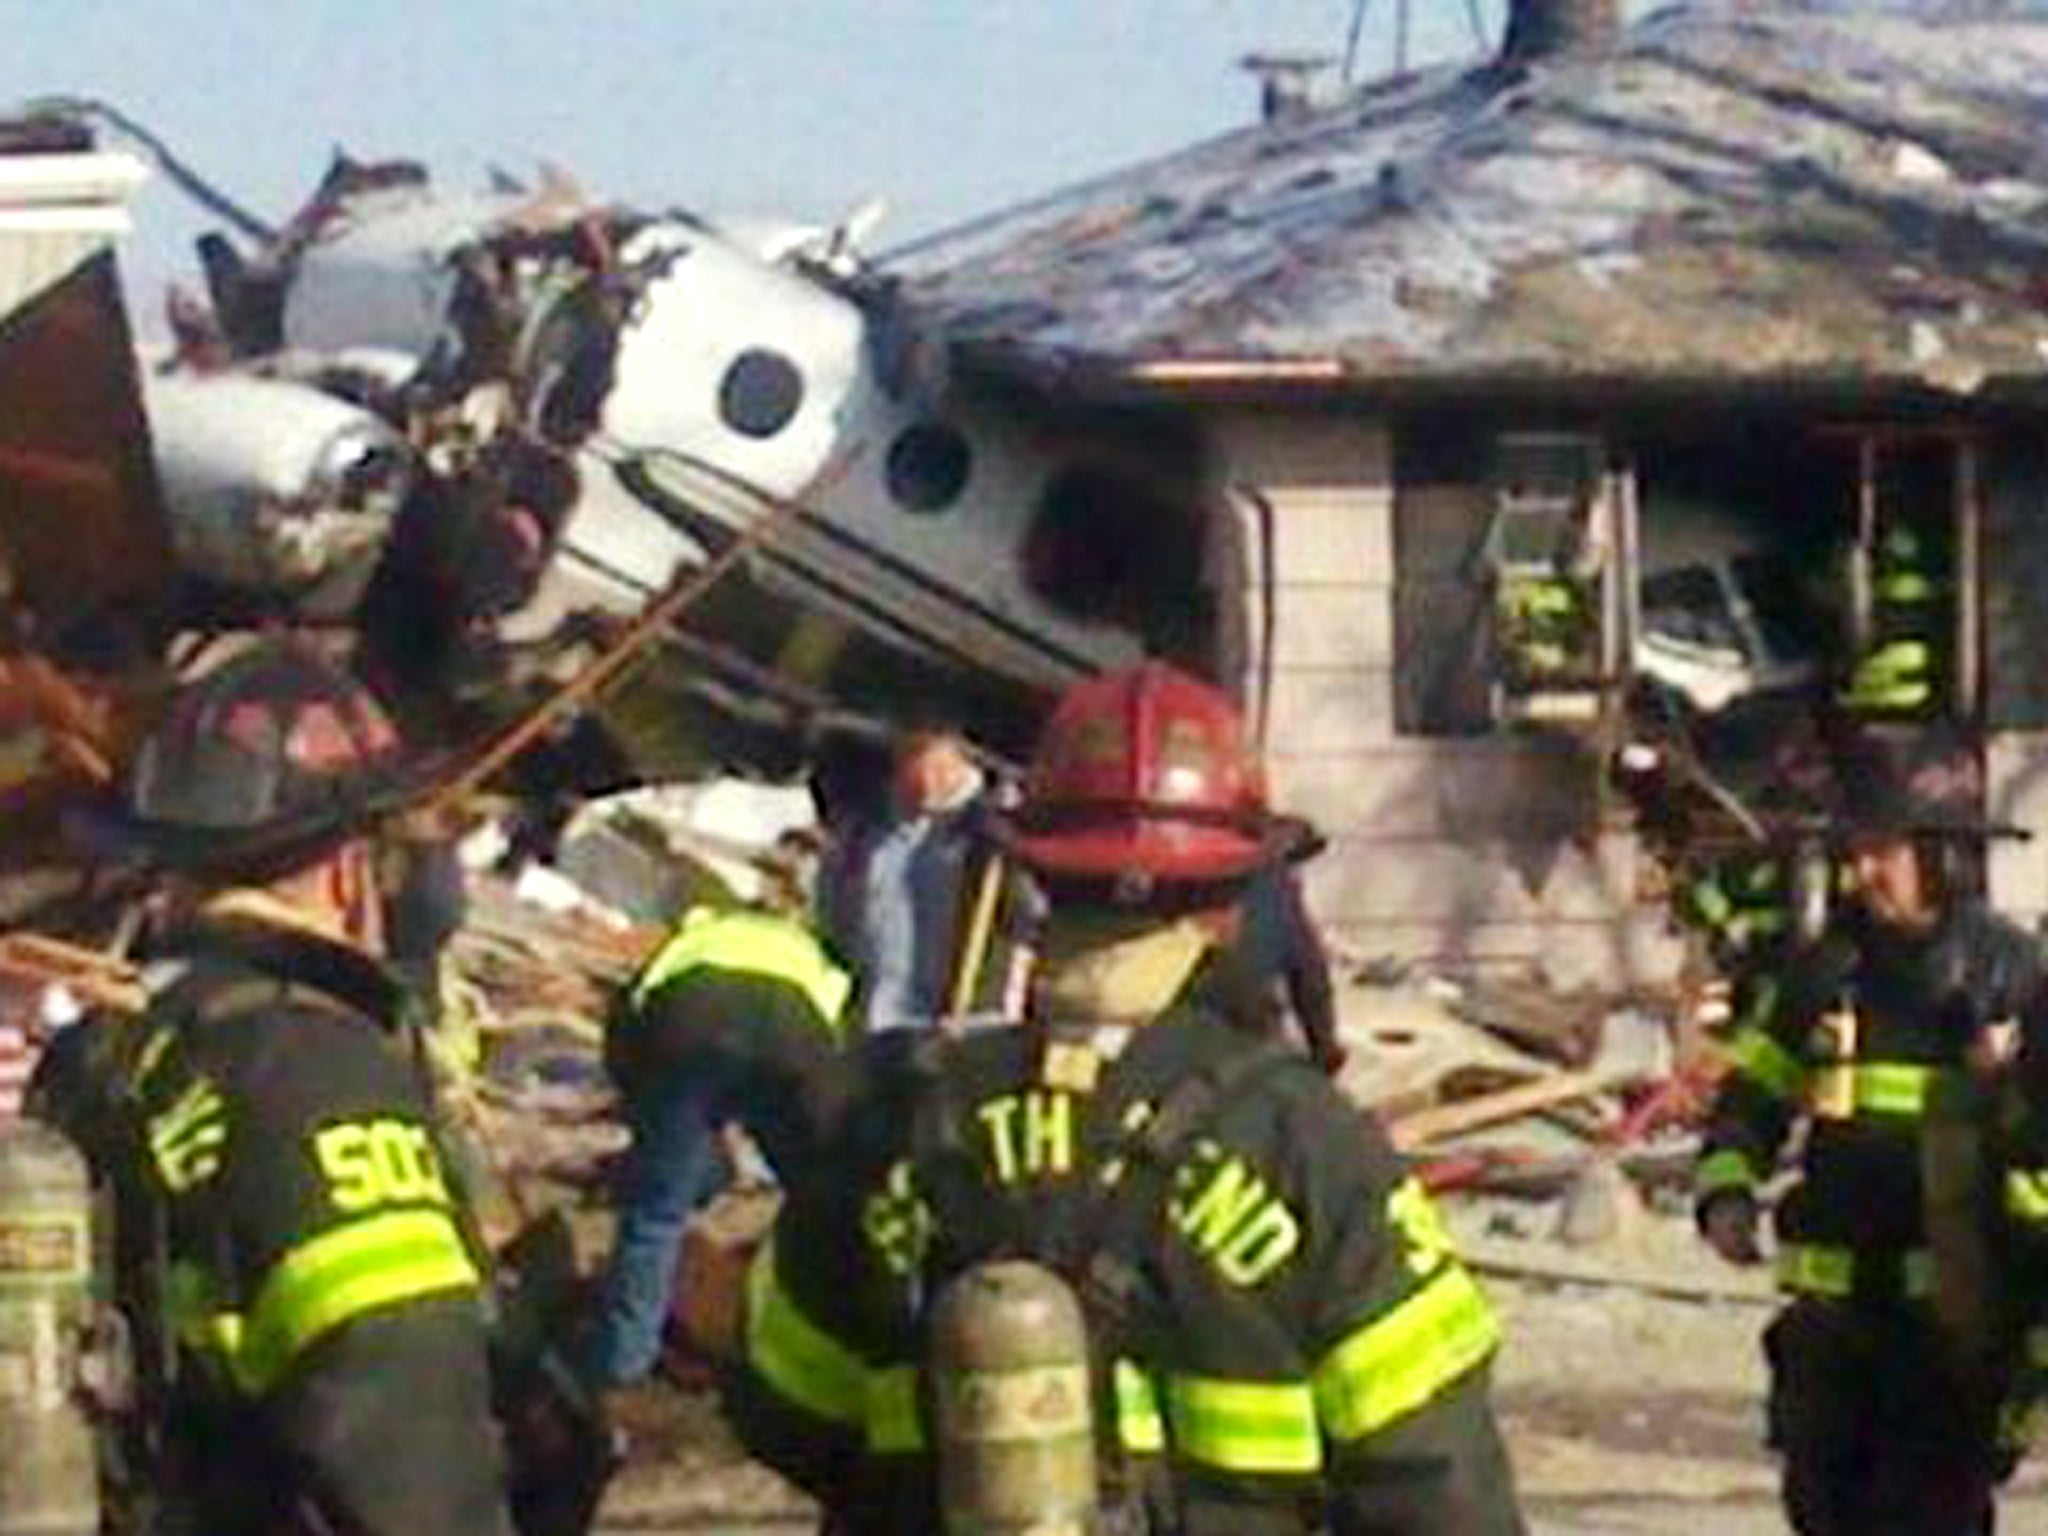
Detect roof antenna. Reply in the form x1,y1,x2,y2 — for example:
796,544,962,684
1464,0,1492,52
1342,0,1373,81
1345,0,1445,81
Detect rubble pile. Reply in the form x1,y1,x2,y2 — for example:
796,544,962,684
439,869,650,1227
1330,960,1738,1293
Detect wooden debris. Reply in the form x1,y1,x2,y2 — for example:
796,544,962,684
1457,1231,1774,1306
0,931,145,1014
1389,1067,1641,1152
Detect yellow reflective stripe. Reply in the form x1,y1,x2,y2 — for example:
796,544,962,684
1688,879,1735,927
1775,1243,1933,1300
1878,572,1936,603
1722,1027,1808,1101
1904,1250,1935,1298
1695,1149,1759,1198
743,1242,866,1427
1163,1374,1321,1475
236,1209,479,1394
1313,1265,1499,1443
1116,1360,1165,1454
632,907,852,1034
1727,908,1789,943
1845,642,1934,706
2009,1170,2048,1224
1776,1243,1852,1297
865,1365,922,1453
163,1260,245,1368
1804,1062,1952,1119
1852,1063,1936,1115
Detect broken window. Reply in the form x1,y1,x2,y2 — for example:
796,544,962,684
1631,432,1831,721
1021,459,1206,661
1394,423,1623,738
1392,416,1500,737
1642,566,1743,656
1484,432,1612,728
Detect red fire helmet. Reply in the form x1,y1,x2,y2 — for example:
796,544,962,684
1001,662,1286,887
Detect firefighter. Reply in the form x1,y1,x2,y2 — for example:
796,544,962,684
74,639,512,1536
1498,570,1590,686
581,890,855,1390
726,663,1524,1536
1678,850,1797,974
1693,730,2038,1536
1840,521,1945,721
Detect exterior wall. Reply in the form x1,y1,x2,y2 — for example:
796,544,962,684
0,150,146,320
1205,408,1680,991
1988,733,2048,929
1983,436,2048,929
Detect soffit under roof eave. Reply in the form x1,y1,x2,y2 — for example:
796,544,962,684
946,341,2048,418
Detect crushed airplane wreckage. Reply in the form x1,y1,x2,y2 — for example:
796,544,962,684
0,108,1208,917
134,142,1210,766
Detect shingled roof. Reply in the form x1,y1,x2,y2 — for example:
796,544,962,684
890,0,2048,395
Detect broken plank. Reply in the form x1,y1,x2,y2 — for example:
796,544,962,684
1388,1067,1637,1152
1456,1231,1775,1306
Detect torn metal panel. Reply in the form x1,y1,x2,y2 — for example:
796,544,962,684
179,168,1179,727
891,0,2048,392
0,253,169,657
144,371,412,618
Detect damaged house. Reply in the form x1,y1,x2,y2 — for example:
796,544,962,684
884,0,2048,987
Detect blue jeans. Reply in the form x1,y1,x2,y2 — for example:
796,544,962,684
583,1068,728,1386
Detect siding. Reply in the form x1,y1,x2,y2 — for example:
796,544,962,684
1988,731,2048,925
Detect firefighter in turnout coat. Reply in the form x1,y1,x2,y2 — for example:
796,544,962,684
1694,731,2044,1536
725,663,1524,1536
73,641,511,1536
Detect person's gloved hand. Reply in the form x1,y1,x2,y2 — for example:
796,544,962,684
1698,1189,1764,1266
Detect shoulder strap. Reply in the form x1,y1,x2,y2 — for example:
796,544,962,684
900,1032,1004,1282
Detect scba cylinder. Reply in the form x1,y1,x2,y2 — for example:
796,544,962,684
930,1260,1097,1536
0,1121,98,1536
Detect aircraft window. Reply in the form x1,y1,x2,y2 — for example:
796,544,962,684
885,423,972,512
719,349,804,438
1642,567,1743,653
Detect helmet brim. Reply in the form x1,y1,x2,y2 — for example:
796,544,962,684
76,757,442,880
991,807,1298,887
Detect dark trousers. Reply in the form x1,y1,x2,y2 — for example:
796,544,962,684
169,1298,512,1536
1766,1297,1999,1536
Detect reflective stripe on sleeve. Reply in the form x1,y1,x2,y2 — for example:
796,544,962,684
1163,1373,1322,1475
2009,1170,2048,1225
1775,1242,1932,1300
1313,1264,1500,1444
1695,1148,1759,1198
235,1208,479,1394
743,1241,866,1427
1116,1361,1165,1454
1805,1062,1950,1119
1722,1028,1809,1101
865,1365,921,1453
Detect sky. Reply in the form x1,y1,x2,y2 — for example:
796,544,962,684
1,1,1517,325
